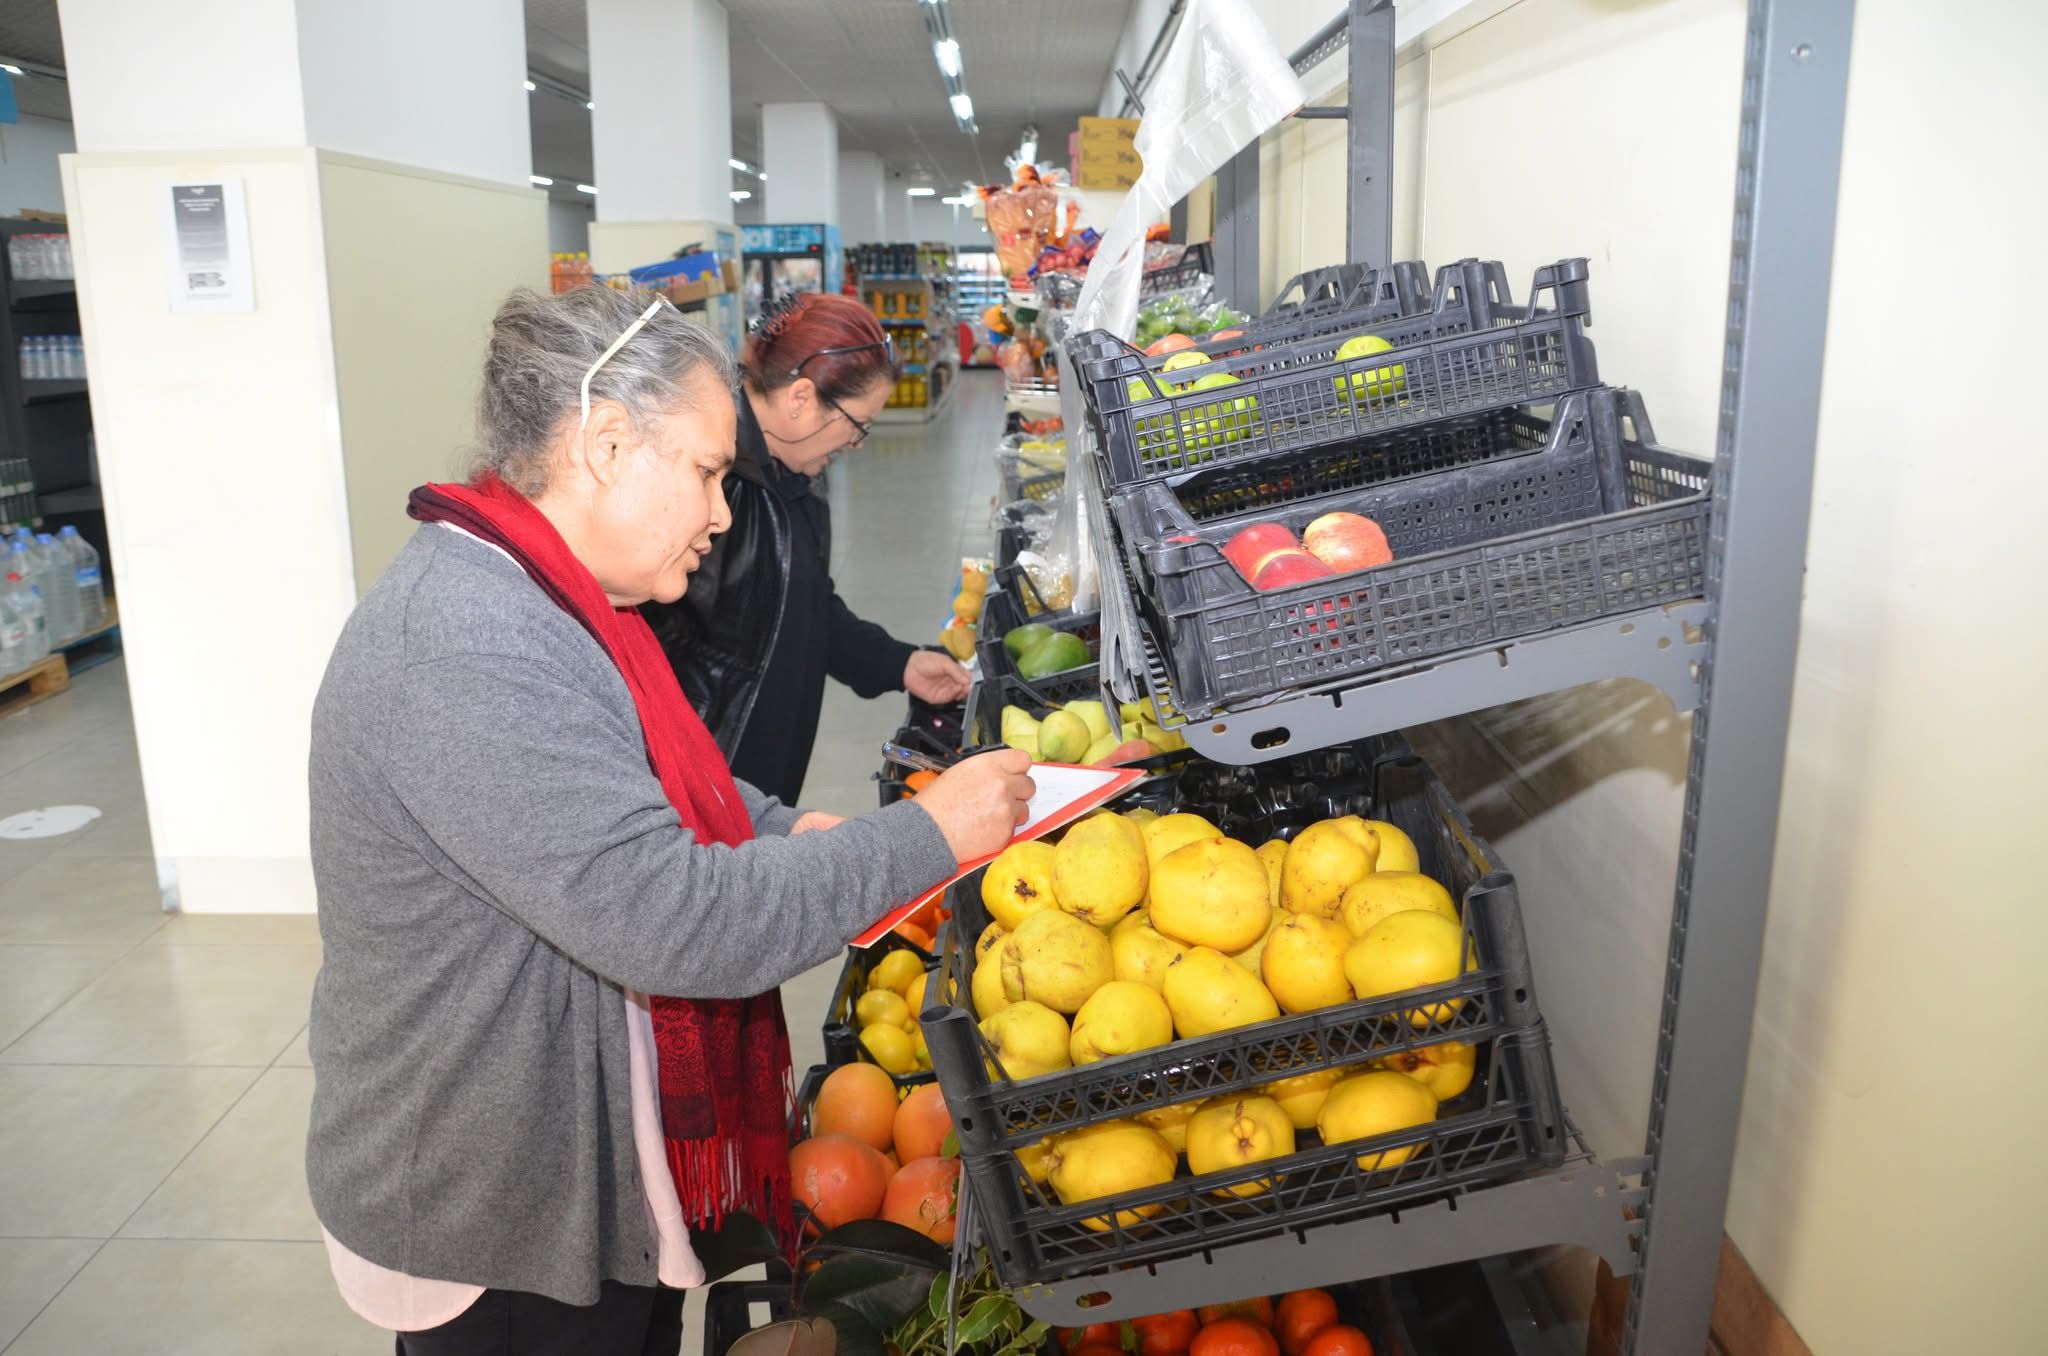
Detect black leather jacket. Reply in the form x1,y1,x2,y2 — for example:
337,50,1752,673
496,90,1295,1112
643,396,913,800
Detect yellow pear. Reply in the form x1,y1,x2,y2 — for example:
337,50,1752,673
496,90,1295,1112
979,1001,1073,1080
1161,946,1281,1039
1318,1070,1439,1170
1344,910,1471,1027
1001,909,1115,1013
868,949,924,994
1148,838,1272,953
1109,909,1189,991
1063,699,1113,744
982,840,1060,931
1070,980,1175,1064
1186,1094,1297,1197
1280,820,1378,919
975,922,1008,964
1360,819,1421,873
1053,813,1149,929
1133,1099,1203,1154
1339,871,1458,938
1255,839,1287,909
971,945,1011,1020
1260,913,1355,1014
1260,1068,1344,1130
1374,1041,1477,1101
1045,1119,1178,1231
1140,812,1225,867
1225,907,1284,974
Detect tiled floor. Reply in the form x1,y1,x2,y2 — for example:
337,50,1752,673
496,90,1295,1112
0,372,1008,1353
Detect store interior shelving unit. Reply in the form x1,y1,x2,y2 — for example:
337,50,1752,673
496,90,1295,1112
865,249,960,425
954,245,1005,367
1063,2,1853,1352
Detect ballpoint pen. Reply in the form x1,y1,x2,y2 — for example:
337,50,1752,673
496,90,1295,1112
880,741,953,776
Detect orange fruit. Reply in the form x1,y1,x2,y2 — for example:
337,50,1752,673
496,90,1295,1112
880,1155,960,1243
894,921,935,951
812,1063,897,1151
1191,1318,1280,1356
1299,1326,1372,1356
892,1083,952,1162
1275,1290,1339,1356
905,769,940,793
1199,1298,1275,1329
789,1134,889,1229
1057,1322,1121,1353
1133,1309,1200,1355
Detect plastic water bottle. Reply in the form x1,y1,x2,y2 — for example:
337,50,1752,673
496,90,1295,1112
61,526,104,633
35,532,81,644
4,543,48,663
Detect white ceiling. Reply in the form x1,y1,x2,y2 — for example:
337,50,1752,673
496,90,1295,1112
1,0,1137,205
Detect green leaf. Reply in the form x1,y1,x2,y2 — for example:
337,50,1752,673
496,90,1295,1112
1021,1318,1053,1345
802,1253,939,1337
805,1218,952,1273
928,1271,951,1321
687,1212,783,1284
955,1294,1012,1346
941,1128,960,1159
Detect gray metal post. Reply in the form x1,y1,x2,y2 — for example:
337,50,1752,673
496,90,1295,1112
1346,0,1395,267
1623,1,1855,1351
1211,144,1262,312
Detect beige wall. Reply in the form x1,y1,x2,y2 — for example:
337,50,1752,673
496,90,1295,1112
1265,0,2048,1347
319,153,546,592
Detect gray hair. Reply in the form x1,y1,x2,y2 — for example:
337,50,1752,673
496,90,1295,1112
472,286,738,495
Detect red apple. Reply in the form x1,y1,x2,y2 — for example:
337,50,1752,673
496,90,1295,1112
1222,522,1302,580
1145,332,1197,357
1251,548,1336,591
1303,511,1394,572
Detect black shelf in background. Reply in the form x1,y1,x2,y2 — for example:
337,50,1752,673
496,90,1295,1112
10,279,78,311
37,485,101,515
22,379,86,405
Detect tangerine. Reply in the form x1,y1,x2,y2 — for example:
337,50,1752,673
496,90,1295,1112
1132,1309,1200,1355
1198,1298,1275,1329
1191,1318,1279,1356
1299,1326,1372,1356
880,1155,960,1243
892,1083,952,1163
788,1134,889,1229
812,1063,897,1151
1274,1290,1339,1356
1057,1322,1121,1353
894,921,936,951
905,769,940,794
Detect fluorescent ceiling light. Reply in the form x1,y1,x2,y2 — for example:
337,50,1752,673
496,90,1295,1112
576,183,598,195
731,189,752,201
728,158,748,172
758,172,767,181
949,92,974,122
585,100,595,111
0,65,24,77
529,175,554,187
906,187,937,197
524,80,536,92
942,194,976,207
933,39,962,78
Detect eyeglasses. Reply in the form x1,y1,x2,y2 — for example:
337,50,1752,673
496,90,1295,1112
792,339,895,450
579,295,676,431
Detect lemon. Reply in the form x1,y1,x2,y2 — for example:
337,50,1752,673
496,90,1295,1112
869,950,924,994
860,1023,917,1075
855,990,912,1031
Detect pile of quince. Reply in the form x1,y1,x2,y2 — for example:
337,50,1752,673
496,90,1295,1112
966,808,1477,1224
1001,695,1187,766
938,559,992,662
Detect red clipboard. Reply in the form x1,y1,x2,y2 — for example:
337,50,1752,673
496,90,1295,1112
851,762,1150,948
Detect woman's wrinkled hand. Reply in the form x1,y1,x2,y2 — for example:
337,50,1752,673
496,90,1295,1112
904,650,972,704
912,748,1036,863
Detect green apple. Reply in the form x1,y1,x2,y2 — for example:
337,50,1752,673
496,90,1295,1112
1178,371,1260,451
1333,333,1406,405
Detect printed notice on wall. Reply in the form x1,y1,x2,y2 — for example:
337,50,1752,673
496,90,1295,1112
162,181,253,313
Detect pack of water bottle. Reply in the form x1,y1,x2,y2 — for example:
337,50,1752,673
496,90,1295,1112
7,233,74,281
0,525,104,677
17,335,84,381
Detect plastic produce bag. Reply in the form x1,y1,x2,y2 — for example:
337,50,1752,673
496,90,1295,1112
1046,0,1304,700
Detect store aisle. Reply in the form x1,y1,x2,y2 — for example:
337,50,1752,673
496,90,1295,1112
0,371,1007,1354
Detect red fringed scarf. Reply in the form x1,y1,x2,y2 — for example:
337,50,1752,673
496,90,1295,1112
408,476,796,1249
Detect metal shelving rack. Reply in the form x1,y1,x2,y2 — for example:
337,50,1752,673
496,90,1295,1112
1072,2,1853,1351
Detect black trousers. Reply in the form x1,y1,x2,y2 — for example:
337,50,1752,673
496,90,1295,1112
395,1281,684,1356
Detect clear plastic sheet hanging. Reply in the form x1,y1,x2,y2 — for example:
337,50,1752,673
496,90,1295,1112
1045,0,1305,702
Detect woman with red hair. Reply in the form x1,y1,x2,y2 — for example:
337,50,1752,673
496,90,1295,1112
644,293,969,802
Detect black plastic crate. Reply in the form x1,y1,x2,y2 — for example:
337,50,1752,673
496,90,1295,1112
1140,240,1214,297
702,1278,797,1356
974,585,1101,688
821,937,940,1090
1075,258,1598,492
1107,386,1710,721
876,696,966,807
918,750,1565,1287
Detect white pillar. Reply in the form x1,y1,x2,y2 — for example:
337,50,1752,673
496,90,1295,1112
588,0,731,227
837,151,886,243
762,102,838,223
58,0,544,914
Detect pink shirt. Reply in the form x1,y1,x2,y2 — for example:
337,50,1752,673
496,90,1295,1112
323,988,704,1331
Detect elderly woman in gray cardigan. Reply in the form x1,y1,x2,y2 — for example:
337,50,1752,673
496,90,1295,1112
305,286,1032,1356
